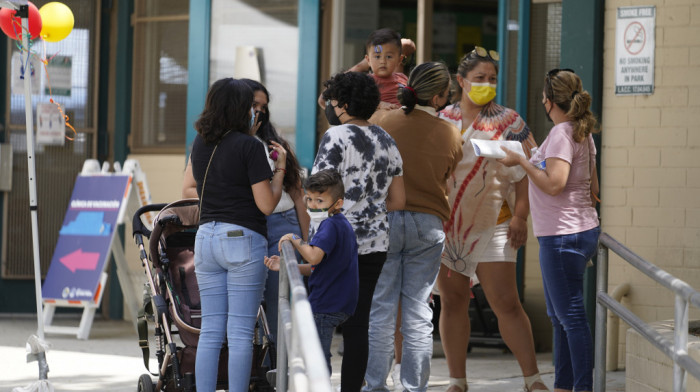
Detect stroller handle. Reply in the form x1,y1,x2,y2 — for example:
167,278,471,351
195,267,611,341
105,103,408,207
132,203,168,239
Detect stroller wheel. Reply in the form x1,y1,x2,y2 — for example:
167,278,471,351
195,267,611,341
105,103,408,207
138,374,156,392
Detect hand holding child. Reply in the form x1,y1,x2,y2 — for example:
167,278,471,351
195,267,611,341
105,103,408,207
378,101,400,111
401,38,416,57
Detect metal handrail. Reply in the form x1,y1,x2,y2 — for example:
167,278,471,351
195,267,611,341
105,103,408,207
594,232,700,392
275,241,333,392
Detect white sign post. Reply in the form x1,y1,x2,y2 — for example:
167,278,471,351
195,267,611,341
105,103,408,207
615,6,655,95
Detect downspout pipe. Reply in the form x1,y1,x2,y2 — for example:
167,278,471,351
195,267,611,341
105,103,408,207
607,283,631,371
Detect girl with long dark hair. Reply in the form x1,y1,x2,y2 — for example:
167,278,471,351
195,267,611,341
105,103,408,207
189,78,287,392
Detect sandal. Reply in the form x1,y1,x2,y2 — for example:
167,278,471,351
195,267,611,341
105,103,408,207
446,378,467,392
523,373,549,391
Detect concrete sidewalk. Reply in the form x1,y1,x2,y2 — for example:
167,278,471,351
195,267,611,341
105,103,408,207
0,315,625,391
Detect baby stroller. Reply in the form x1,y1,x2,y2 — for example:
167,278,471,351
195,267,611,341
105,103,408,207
132,199,276,391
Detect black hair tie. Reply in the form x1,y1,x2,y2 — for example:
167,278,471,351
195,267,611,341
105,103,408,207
571,90,579,99
405,86,417,99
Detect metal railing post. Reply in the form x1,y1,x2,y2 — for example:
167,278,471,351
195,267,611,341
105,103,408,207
595,233,700,392
277,257,289,392
674,294,689,392
274,241,333,392
594,242,609,392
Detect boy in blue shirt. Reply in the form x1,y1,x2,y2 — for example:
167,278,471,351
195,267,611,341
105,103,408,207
264,169,359,372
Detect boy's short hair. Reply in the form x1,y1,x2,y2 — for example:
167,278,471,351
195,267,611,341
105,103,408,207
304,169,345,201
365,28,402,54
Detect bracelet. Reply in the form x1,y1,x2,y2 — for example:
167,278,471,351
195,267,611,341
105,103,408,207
274,168,286,175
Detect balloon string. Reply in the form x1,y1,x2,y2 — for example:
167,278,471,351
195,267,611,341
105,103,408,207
42,59,76,141
11,18,34,81
39,34,75,141
11,17,76,142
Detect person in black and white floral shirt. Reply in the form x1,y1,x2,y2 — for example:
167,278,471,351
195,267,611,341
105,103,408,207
313,71,405,392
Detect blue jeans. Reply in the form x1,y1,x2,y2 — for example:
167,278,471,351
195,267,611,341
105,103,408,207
265,208,303,343
194,222,267,392
314,312,350,373
538,226,600,391
364,211,445,392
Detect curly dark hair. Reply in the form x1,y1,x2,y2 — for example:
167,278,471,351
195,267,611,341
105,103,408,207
321,72,380,120
241,78,303,193
195,78,253,144
304,169,345,201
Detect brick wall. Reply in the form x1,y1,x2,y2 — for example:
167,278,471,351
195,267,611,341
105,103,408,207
602,0,700,369
626,321,700,391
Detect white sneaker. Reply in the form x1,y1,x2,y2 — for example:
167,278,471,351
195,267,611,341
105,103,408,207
391,363,402,391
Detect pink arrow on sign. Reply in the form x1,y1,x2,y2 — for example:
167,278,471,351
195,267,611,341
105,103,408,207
60,249,100,273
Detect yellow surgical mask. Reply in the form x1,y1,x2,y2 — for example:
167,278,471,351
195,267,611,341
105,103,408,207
467,82,497,106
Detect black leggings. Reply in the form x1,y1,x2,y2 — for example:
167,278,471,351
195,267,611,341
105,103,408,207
340,251,387,392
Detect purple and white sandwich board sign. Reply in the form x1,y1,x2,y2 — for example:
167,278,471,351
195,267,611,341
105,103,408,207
42,174,131,303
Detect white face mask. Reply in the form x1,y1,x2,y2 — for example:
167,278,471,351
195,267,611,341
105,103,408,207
307,208,330,223
307,200,340,223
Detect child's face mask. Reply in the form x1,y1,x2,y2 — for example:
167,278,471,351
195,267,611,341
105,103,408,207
307,199,341,223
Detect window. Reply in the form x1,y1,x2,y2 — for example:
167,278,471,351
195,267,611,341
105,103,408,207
4,0,98,278
209,0,299,145
131,0,189,152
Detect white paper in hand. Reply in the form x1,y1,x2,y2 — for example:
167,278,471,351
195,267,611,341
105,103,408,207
470,139,526,159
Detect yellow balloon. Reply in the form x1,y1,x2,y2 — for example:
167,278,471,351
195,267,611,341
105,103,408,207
39,2,74,42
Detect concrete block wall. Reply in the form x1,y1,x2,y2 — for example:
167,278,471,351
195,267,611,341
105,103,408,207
602,0,700,370
626,321,700,391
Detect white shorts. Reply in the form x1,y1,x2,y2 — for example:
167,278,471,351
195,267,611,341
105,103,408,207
478,221,517,263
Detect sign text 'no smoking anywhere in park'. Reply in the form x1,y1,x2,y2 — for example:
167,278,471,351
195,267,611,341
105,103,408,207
615,6,655,95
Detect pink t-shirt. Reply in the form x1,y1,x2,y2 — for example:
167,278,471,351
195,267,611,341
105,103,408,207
529,122,599,237
371,73,408,105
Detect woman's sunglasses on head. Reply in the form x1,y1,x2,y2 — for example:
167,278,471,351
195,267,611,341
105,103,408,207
470,46,500,62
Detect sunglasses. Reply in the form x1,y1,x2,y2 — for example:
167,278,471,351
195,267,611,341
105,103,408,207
470,46,500,62
545,68,575,100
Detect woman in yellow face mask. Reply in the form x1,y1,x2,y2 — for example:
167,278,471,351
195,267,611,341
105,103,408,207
436,48,550,392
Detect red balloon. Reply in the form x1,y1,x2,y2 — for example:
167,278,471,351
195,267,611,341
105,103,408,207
0,2,42,41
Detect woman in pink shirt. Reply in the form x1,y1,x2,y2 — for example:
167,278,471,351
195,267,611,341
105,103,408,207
500,69,600,392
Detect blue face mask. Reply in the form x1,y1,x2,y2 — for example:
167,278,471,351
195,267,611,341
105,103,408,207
250,107,256,130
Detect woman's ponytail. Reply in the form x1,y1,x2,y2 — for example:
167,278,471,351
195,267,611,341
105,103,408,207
548,71,600,143
566,89,598,143
398,85,418,114
400,62,451,115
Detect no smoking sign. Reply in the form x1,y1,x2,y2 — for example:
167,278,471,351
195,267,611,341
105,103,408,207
624,22,645,55
615,6,655,95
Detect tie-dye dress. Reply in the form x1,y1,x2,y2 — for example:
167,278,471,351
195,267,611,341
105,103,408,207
438,102,537,277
